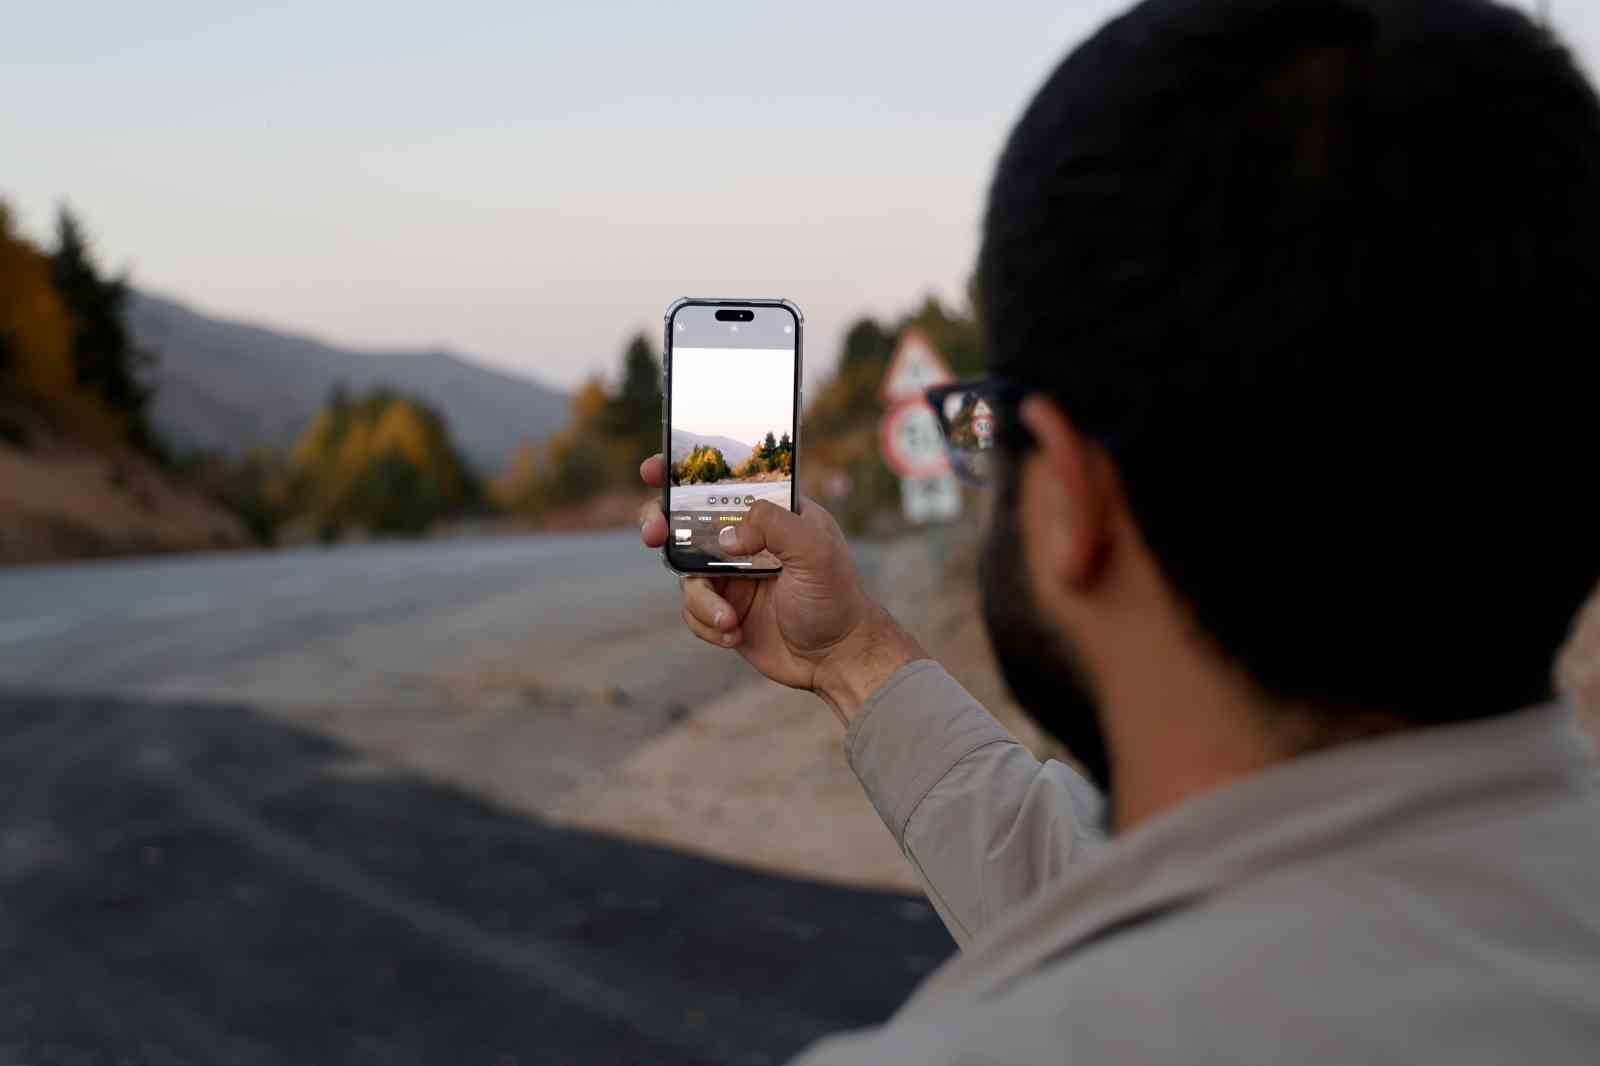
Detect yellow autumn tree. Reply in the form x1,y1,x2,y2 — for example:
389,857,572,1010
283,388,475,536
370,396,468,504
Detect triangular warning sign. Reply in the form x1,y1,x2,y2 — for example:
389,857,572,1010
879,326,954,405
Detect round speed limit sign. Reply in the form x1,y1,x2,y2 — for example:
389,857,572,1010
879,401,950,479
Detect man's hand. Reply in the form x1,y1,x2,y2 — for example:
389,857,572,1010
638,454,925,726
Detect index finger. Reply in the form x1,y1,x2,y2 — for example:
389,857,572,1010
640,454,666,488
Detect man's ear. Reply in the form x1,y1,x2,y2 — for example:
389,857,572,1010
1017,396,1118,592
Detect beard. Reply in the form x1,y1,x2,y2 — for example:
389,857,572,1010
979,464,1113,794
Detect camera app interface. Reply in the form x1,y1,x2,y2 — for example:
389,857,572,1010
668,306,797,571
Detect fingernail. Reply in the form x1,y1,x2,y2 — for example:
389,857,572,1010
713,608,728,628
721,631,737,646
718,526,737,547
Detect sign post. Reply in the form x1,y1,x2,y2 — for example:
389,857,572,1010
878,327,959,525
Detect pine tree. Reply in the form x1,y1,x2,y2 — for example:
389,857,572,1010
838,317,893,370
602,333,661,454
50,208,155,448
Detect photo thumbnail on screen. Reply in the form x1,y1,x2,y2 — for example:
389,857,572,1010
668,339,796,570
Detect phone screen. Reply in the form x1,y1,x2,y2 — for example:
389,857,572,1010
664,301,800,575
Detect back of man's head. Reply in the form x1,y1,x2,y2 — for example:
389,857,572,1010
979,0,1600,725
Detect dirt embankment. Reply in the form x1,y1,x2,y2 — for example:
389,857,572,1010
0,433,248,565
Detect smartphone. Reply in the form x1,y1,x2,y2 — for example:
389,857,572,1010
662,297,802,577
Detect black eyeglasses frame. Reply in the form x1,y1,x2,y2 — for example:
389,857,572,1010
923,376,1034,484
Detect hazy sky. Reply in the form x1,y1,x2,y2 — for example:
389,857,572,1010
671,346,795,448
4,1,1592,393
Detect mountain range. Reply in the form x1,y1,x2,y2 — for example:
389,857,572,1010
128,291,570,474
669,429,753,469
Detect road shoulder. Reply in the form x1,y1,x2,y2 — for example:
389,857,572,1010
551,678,921,893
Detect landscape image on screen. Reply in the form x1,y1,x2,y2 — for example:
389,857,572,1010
668,344,796,569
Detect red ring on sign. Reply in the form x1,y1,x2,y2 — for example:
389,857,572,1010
879,401,951,479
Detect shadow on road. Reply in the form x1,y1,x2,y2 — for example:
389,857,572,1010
0,688,952,1065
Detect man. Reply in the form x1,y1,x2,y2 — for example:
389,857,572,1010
642,0,1600,1060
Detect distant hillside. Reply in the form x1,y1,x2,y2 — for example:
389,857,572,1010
128,291,569,474
669,429,753,469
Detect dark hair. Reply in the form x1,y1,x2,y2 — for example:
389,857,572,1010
979,0,1600,723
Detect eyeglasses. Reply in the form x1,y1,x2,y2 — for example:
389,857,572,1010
924,377,1032,485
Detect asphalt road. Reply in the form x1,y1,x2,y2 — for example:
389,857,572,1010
0,535,950,1064
668,480,792,513
0,685,949,1065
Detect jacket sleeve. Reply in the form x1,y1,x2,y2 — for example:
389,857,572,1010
845,659,1106,949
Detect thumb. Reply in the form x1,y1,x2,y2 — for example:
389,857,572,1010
719,500,808,561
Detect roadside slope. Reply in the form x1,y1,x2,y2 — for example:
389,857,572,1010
0,434,247,564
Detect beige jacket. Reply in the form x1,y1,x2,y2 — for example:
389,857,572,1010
793,660,1600,1064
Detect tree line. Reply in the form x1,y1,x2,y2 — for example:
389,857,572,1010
670,430,794,486
736,430,793,478
494,294,984,532
6,195,987,541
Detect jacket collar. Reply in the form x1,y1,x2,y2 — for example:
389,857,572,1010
902,703,1595,1012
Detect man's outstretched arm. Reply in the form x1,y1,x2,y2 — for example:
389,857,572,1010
843,659,1104,947
638,455,1104,946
